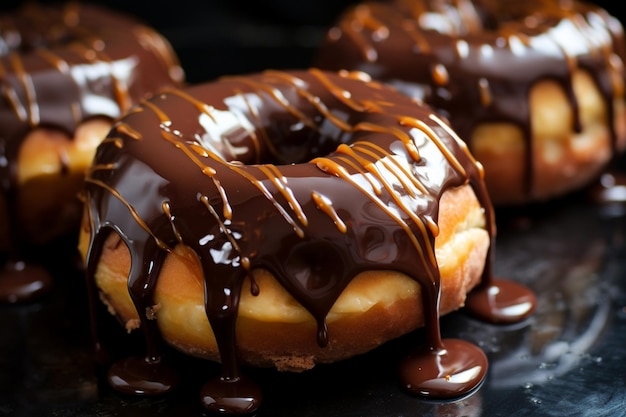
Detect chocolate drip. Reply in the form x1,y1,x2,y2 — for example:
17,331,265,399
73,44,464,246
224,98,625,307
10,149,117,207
0,2,183,303
315,0,626,201
83,68,525,413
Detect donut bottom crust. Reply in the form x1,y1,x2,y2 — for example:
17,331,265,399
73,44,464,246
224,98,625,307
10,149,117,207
0,119,112,249
471,69,626,205
78,184,489,372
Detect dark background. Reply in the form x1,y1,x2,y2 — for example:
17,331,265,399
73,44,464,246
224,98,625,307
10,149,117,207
1,0,624,84
0,0,358,83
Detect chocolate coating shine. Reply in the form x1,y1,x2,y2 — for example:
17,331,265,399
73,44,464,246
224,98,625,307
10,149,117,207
82,69,534,413
314,0,626,201
0,2,183,302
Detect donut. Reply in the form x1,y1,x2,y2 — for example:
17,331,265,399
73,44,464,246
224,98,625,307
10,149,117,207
314,0,626,205
78,68,536,413
0,2,184,302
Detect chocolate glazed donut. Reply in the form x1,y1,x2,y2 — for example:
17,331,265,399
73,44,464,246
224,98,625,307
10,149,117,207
0,2,184,302
81,69,535,414
315,0,626,204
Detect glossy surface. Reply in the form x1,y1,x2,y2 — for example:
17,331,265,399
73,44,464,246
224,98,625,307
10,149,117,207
1,181,625,416
399,338,488,398
465,279,537,324
0,1,624,415
107,356,180,396
80,68,504,410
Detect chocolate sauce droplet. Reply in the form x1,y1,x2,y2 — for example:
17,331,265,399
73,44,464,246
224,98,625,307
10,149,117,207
199,375,262,415
589,172,626,204
399,338,487,399
0,260,52,303
107,355,180,396
464,278,536,324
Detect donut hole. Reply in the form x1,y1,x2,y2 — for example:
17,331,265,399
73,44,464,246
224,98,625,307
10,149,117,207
261,123,345,165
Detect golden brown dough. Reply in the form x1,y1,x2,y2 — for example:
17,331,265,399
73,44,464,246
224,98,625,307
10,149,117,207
78,184,488,371
471,70,626,204
11,119,112,246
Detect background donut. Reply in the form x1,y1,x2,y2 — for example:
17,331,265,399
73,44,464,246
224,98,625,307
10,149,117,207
313,0,626,205
0,2,184,302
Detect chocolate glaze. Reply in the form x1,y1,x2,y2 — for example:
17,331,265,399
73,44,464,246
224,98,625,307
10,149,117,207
0,2,183,303
314,0,626,201
82,68,534,414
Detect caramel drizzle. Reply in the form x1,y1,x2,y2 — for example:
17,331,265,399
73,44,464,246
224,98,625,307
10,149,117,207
225,75,320,162
7,52,39,125
311,191,347,233
353,139,425,196
162,201,183,244
162,87,263,164
85,172,170,252
132,25,184,84
258,164,309,228
199,194,249,269
338,5,384,63
314,146,438,275
236,89,264,163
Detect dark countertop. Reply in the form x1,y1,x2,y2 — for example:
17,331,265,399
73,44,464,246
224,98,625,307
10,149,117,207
1,185,626,416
